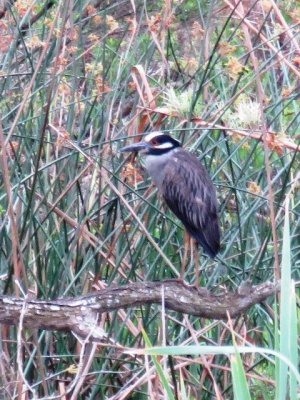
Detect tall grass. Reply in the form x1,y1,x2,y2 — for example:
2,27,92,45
0,0,299,398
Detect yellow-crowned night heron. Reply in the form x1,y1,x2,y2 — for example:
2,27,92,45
120,131,220,279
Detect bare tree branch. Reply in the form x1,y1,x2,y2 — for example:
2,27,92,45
0,280,279,341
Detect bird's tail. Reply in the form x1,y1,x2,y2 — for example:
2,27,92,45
188,222,220,258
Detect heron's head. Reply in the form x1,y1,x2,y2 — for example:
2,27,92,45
119,132,181,156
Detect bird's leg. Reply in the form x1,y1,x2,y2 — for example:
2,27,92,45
193,241,200,288
181,231,190,280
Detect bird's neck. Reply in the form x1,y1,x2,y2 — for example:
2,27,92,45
143,148,178,188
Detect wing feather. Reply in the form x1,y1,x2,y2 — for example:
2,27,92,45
161,149,220,257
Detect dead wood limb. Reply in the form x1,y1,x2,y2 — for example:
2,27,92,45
0,280,279,340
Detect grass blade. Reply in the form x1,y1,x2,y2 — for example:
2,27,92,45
276,196,298,400
231,353,251,400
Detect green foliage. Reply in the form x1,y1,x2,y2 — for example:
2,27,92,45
143,330,176,400
0,0,299,398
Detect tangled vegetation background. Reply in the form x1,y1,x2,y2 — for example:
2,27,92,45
0,0,299,398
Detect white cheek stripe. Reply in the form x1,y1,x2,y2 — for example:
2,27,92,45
156,142,173,149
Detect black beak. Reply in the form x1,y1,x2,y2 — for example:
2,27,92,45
119,141,150,153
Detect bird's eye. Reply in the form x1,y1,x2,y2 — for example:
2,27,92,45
151,138,159,145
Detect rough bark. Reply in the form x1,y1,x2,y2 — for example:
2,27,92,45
0,280,279,341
